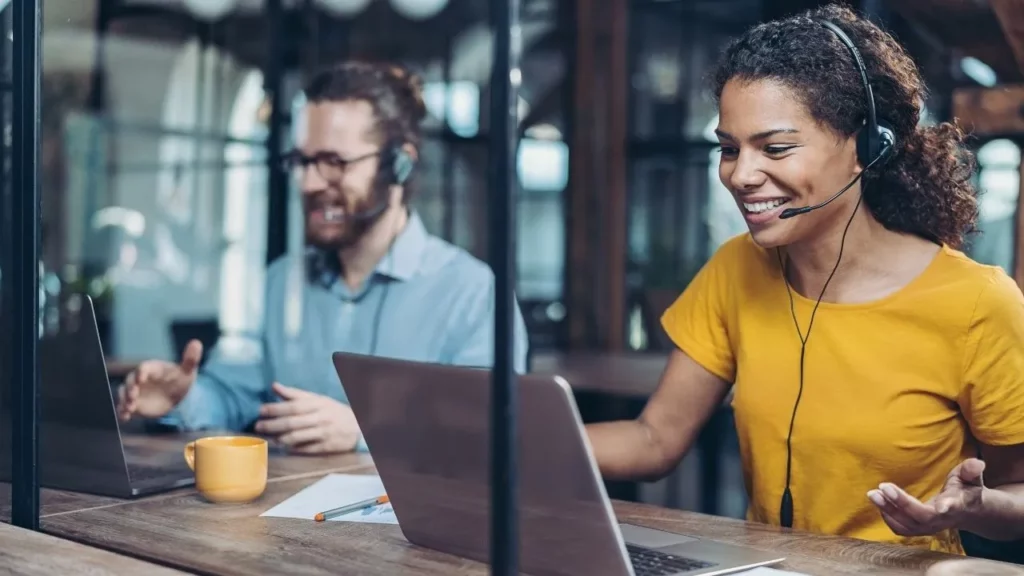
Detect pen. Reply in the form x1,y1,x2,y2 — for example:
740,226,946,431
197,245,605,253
314,495,390,522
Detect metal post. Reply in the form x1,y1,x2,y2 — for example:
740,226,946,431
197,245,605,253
11,0,42,531
264,0,288,265
488,0,520,570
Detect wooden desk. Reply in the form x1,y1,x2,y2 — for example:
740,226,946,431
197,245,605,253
27,453,1020,576
0,521,189,575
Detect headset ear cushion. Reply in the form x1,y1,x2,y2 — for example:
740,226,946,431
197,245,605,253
392,149,415,185
875,121,896,165
856,120,897,168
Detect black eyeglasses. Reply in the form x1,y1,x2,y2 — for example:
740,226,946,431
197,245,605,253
281,149,382,184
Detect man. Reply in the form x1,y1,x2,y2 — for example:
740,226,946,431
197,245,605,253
115,61,530,454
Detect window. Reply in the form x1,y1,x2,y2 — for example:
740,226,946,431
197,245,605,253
968,139,1020,275
220,70,269,347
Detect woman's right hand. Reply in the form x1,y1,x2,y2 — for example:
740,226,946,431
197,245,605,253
115,339,203,421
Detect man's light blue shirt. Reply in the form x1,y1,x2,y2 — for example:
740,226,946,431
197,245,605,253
165,211,529,436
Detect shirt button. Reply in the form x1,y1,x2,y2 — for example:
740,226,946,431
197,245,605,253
342,302,354,315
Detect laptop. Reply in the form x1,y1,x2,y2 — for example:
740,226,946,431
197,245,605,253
0,294,198,498
332,352,786,576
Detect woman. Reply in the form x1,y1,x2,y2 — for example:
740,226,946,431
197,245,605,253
588,4,1024,555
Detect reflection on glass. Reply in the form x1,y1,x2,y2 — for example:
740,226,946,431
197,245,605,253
24,0,568,366
221,71,269,348
36,13,274,361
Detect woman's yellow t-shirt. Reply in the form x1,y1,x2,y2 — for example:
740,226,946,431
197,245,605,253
661,233,1024,554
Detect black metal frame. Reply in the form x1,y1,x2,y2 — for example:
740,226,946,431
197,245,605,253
11,0,42,530
488,0,520,573
265,0,289,265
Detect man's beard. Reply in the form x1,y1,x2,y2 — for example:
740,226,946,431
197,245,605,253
304,186,388,251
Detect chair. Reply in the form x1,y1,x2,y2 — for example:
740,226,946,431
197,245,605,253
640,288,679,351
169,319,221,367
961,531,1024,564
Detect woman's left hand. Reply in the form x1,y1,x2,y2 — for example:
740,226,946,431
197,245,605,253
867,458,986,536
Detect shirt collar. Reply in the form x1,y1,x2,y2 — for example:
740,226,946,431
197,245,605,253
305,209,428,286
374,210,427,282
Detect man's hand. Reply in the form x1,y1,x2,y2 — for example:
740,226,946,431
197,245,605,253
116,339,203,421
254,382,361,455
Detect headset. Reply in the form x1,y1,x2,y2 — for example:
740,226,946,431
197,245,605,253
775,19,897,529
778,20,896,220
385,144,416,188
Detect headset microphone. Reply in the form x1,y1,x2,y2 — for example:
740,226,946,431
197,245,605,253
778,145,890,219
323,201,389,223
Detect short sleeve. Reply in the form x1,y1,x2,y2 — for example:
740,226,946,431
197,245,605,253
659,237,740,383
960,271,1024,446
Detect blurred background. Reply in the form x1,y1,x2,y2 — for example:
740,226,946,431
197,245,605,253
0,0,1022,536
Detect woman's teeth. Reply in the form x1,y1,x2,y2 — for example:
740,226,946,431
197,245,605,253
743,199,788,214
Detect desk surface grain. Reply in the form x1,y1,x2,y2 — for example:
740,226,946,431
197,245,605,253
33,458,1020,576
0,521,189,575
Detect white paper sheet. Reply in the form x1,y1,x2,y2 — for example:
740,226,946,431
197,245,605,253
260,474,398,525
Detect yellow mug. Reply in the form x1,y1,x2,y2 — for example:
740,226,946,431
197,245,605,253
183,436,268,503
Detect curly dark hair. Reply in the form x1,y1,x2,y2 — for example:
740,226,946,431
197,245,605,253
305,60,427,148
710,4,979,248
304,60,427,197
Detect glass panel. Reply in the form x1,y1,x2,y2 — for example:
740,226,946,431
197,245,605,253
26,1,275,525
50,25,269,363
16,0,556,550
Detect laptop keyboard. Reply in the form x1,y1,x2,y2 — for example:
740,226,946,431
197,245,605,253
627,544,716,576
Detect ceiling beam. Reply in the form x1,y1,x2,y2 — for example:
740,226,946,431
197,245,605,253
952,84,1024,138
991,0,1024,76
888,0,1023,82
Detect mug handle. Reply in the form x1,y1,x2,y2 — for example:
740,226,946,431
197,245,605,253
183,441,196,471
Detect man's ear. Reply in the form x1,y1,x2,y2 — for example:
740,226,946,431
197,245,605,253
392,143,419,204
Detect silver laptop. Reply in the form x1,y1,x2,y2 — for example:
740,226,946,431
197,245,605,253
0,295,198,498
333,352,785,576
